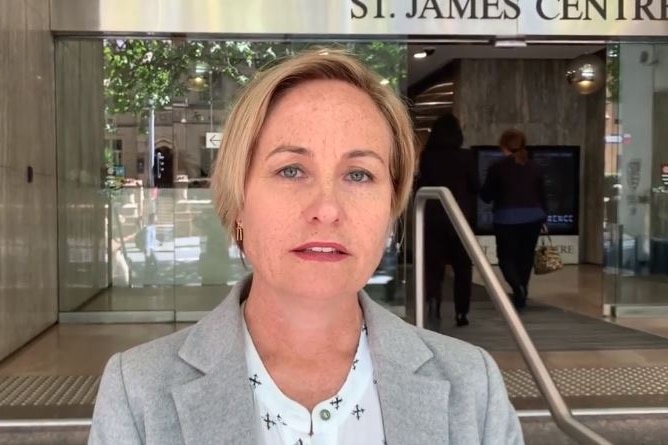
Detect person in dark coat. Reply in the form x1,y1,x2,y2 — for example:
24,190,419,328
416,113,479,327
480,129,547,309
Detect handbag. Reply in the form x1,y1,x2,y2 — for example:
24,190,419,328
534,234,563,275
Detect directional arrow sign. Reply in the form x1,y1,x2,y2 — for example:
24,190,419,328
206,132,222,149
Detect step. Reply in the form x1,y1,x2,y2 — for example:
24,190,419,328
1,410,667,444
0,420,89,445
518,408,668,444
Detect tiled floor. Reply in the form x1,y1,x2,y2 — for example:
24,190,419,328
2,265,668,417
489,265,668,339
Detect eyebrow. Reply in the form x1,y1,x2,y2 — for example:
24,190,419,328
266,145,385,165
345,149,385,165
265,145,312,159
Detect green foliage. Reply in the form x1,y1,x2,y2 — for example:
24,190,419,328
607,45,619,104
351,41,407,91
104,40,408,116
104,39,189,115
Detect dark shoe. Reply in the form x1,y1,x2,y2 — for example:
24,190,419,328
513,286,527,310
456,313,469,327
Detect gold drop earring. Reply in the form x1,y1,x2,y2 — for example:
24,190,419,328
235,221,244,242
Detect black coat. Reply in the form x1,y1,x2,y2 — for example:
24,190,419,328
415,147,480,232
479,156,547,216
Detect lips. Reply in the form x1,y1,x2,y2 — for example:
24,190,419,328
292,242,350,255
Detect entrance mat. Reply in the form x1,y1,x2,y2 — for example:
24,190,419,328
433,288,668,352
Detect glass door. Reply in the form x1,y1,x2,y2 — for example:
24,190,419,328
58,37,409,321
605,41,668,315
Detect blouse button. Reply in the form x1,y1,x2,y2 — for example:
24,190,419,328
319,409,331,421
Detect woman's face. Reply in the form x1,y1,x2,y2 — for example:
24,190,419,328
239,79,394,301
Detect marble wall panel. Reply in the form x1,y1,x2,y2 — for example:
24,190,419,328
453,58,605,264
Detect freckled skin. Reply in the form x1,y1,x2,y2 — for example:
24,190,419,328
240,79,394,305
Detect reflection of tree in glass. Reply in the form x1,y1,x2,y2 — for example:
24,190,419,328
104,40,408,121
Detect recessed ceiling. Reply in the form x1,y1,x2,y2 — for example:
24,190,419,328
408,42,606,135
409,43,605,88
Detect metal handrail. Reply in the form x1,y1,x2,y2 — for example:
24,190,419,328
413,187,612,445
0,419,92,428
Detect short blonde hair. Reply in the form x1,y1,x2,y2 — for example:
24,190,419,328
211,48,416,242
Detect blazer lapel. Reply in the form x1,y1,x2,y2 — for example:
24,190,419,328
361,293,451,445
172,366,255,445
170,277,451,444
172,276,257,445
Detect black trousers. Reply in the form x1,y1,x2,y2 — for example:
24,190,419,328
424,225,472,316
494,221,542,298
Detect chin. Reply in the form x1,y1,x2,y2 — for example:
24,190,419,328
280,268,368,300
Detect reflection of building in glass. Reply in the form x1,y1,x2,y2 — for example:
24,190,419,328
103,40,407,187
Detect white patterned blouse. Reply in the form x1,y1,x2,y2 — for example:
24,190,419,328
242,313,386,445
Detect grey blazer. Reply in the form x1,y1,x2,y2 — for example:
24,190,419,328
89,275,524,444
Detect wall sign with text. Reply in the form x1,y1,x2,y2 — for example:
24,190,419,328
351,0,659,21
478,235,579,264
53,0,668,37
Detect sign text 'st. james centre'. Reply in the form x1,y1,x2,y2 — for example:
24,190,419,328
51,0,668,36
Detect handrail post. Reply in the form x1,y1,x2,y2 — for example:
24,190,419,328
413,187,612,445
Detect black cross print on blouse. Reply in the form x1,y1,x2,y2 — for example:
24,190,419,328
295,439,304,445
362,324,368,335
262,413,276,430
330,396,343,410
249,374,262,389
276,414,287,426
352,359,359,370
352,404,365,420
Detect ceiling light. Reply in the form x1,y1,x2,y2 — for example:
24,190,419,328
380,79,390,85
494,39,527,48
413,48,435,59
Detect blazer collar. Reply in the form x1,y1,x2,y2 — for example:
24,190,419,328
173,274,450,445
360,292,451,444
173,275,255,445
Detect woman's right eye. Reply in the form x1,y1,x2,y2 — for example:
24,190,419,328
278,166,304,179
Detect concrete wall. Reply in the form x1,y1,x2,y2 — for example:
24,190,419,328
0,0,58,360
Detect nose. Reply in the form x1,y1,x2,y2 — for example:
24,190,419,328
302,180,343,225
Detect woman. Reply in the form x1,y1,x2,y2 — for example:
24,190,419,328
480,129,547,310
89,49,523,445
416,113,478,327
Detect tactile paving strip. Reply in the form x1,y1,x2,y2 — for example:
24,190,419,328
502,366,668,399
2,367,668,406
0,376,100,407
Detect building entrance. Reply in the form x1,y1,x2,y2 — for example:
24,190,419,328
49,0,668,322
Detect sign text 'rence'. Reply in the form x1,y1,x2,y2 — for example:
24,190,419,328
351,0,668,21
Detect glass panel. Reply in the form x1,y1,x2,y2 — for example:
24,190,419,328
57,38,408,317
611,42,668,308
55,39,110,313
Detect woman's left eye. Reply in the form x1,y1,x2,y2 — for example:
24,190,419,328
347,170,373,183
